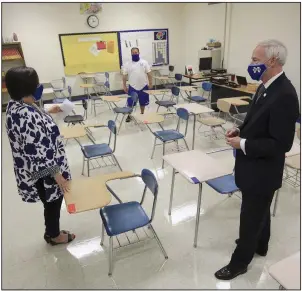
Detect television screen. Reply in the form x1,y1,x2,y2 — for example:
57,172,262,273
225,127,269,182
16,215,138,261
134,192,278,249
199,57,212,71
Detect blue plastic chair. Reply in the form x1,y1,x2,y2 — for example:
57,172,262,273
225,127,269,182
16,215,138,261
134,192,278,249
155,86,180,112
151,108,190,168
81,120,122,176
188,82,212,105
174,73,182,86
64,99,87,126
53,85,72,104
113,91,139,134
100,169,168,276
50,77,67,99
205,148,240,197
91,81,112,116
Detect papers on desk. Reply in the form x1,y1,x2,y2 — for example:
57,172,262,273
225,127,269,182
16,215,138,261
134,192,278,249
44,99,75,123
60,99,75,115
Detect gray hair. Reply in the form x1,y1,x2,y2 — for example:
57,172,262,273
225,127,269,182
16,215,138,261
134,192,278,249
257,39,288,66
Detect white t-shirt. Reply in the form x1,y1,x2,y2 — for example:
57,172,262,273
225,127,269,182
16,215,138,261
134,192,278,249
122,59,151,90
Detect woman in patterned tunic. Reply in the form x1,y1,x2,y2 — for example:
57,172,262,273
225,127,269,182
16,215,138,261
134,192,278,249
5,67,75,245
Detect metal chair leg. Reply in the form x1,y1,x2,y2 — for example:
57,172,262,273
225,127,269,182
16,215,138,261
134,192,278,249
176,140,180,152
151,137,157,159
156,105,160,113
183,138,190,151
108,237,113,276
87,159,90,177
112,154,122,171
149,224,168,259
162,142,166,168
168,168,176,215
100,223,105,246
118,115,125,134
82,156,85,175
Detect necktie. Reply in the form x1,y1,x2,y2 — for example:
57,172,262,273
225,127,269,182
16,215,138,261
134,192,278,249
255,83,266,103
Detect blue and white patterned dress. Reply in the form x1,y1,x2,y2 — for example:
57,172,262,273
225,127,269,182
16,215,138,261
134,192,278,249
6,100,71,203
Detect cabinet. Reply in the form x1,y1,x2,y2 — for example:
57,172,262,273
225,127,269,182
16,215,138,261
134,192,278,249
2,42,26,110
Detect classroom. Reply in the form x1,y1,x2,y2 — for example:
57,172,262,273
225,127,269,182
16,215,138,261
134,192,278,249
1,2,301,289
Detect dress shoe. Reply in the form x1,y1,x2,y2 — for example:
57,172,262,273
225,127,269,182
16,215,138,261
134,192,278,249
235,239,267,256
215,265,247,280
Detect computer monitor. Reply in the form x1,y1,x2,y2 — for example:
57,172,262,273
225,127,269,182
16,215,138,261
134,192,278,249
236,75,248,86
199,57,212,71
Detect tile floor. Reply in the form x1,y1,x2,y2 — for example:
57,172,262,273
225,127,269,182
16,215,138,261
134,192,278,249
2,97,300,289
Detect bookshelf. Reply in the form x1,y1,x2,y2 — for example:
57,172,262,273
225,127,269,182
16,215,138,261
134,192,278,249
2,42,26,109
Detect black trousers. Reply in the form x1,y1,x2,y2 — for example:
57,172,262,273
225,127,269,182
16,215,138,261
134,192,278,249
229,188,275,269
36,178,63,238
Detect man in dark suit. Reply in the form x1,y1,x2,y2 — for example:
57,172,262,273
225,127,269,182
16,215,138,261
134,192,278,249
215,40,300,280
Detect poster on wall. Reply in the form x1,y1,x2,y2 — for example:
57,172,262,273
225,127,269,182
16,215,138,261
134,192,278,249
80,3,102,14
59,32,120,75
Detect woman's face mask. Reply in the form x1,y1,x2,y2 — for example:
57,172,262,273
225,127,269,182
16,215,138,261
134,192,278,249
33,84,44,101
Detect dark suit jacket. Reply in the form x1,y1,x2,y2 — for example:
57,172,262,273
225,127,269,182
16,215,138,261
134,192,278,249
235,73,299,192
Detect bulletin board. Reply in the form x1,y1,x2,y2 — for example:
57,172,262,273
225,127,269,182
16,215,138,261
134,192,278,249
118,29,169,68
59,32,121,75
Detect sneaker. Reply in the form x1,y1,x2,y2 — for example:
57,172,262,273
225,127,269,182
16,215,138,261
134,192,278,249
125,116,131,123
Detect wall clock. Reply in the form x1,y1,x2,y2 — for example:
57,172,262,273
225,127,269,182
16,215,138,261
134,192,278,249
87,15,99,28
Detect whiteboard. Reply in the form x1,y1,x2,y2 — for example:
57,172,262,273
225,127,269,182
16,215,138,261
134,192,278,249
119,29,169,68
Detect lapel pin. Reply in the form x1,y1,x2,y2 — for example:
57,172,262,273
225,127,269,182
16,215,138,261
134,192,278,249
263,93,267,97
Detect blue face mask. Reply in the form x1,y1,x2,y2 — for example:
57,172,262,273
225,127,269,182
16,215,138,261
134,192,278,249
132,54,140,62
33,84,44,101
247,63,267,81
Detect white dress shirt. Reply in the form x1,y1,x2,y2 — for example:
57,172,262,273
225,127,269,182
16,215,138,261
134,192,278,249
240,71,284,155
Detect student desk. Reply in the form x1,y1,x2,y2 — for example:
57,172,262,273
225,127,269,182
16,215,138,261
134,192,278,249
163,150,232,247
174,103,214,149
116,94,129,98
143,89,171,102
132,112,165,133
183,73,232,86
59,124,102,145
64,171,135,213
221,96,251,107
177,85,198,100
269,252,300,290
133,112,165,124
153,76,171,89
211,83,257,113
59,125,89,146
102,95,123,111
40,87,55,107
183,74,210,85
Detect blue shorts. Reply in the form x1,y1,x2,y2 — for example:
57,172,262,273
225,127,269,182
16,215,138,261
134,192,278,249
127,85,149,107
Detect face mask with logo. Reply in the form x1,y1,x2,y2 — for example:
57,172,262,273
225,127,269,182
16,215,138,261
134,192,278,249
132,54,140,62
247,63,267,81
33,84,44,101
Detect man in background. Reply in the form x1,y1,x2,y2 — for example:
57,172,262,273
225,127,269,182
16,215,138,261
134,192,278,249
215,39,299,280
122,47,153,122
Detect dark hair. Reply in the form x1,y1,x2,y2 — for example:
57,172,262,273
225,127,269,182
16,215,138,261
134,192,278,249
131,47,140,53
5,67,39,101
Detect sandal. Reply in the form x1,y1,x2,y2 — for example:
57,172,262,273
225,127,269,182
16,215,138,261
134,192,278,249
44,230,69,242
44,230,75,245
